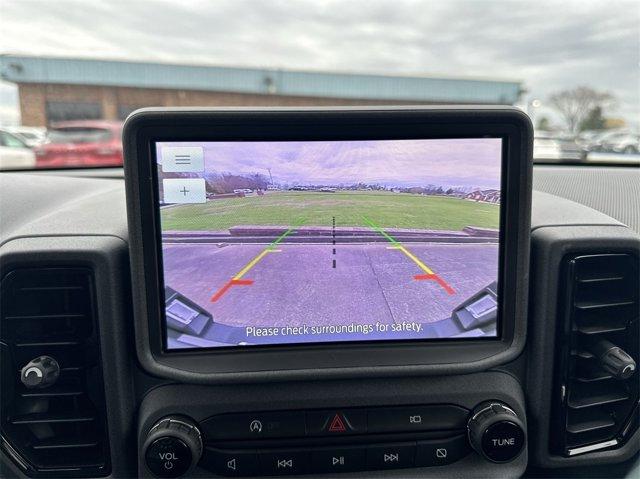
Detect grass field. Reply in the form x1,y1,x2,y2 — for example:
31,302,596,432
160,191,500,231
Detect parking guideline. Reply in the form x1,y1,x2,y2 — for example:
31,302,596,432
362,216,454,295
211,218,306,302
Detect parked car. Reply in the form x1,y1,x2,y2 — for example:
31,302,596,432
533,131,585,162
4,126,47,147
34,121,123,168
589,129,631,152
609,133,640,154
0,128,36,169
575,129,605,150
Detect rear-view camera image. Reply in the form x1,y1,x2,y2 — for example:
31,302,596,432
156,139,502,350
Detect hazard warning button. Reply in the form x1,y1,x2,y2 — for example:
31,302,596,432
306,410,367,436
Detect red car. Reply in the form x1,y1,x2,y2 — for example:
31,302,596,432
35,120,123,168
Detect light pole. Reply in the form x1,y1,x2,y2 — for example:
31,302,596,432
527,99,541,128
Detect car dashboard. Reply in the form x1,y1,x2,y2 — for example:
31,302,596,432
0,150,638,477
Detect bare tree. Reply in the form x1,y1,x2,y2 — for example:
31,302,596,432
548,86,614,134
248,172,269,190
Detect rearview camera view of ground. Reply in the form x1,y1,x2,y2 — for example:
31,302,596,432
156,139,502,350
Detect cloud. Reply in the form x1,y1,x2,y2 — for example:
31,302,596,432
0,0,637,126
157,139,503,188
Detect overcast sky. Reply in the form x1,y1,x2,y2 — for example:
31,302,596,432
156,139,502,188
1,0,638,127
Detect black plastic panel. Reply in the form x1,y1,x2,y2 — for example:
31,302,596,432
0,268,110,477
528,223,640,468
552,253,639,456
123,106,533,382
0,236,137,478
137,371,528,478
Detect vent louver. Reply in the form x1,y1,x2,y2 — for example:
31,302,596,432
553,254,639,457
0,268,110,477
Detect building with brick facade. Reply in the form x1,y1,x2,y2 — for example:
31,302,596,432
0,55,523,127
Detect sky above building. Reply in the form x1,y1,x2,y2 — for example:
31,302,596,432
156,139,503,188
0,0,637,128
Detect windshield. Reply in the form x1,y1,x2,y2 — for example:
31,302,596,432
16,131,36,140
0,0,638,169
0,131,27,148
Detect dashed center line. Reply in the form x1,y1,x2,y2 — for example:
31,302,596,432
332,216,337,268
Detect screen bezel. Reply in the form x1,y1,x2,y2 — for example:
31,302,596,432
124,107,532,382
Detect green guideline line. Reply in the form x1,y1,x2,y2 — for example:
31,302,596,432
266,218,306,250
362,216,399,245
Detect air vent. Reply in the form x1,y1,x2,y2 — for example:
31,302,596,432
0,268,110,477
552,254,639,457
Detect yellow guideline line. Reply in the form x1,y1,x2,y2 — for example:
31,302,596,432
366,215,434,275
384,240,434,274
367,216,454,295
396,245,434,275
233,249,278,280
229,219,305,281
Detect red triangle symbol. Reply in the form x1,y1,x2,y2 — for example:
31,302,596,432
328,413,347,432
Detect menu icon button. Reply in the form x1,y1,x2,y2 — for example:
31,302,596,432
161,146,204,172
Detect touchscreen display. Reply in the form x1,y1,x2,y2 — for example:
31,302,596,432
155,139,502,350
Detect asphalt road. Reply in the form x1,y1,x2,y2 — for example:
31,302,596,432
162,241,498,346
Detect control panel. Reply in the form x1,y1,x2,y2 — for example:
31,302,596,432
142,402,525,477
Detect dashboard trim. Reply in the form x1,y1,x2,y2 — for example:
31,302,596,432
527,224,640,468
0,235,137,477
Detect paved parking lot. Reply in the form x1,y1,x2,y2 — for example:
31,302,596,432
162,241,498,345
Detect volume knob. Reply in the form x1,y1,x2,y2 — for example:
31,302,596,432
468,401,525,463
143,416,203,478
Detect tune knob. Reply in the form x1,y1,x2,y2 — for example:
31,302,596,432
467,401,525,463
143,416,203,478
20,355,60,389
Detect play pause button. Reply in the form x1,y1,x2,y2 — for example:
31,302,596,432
311,447,366,472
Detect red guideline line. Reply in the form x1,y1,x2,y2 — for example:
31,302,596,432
413,273,455,295
210,279,254,302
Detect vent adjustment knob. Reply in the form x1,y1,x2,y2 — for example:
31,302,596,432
468,401,525,463
143,416,202,478
20,355,60,389
593,340,636,380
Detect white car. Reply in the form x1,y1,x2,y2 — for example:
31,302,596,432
533,131,585,162
4,126,47,147
610,133,640,154
0,129,36,170
590,130,631,152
